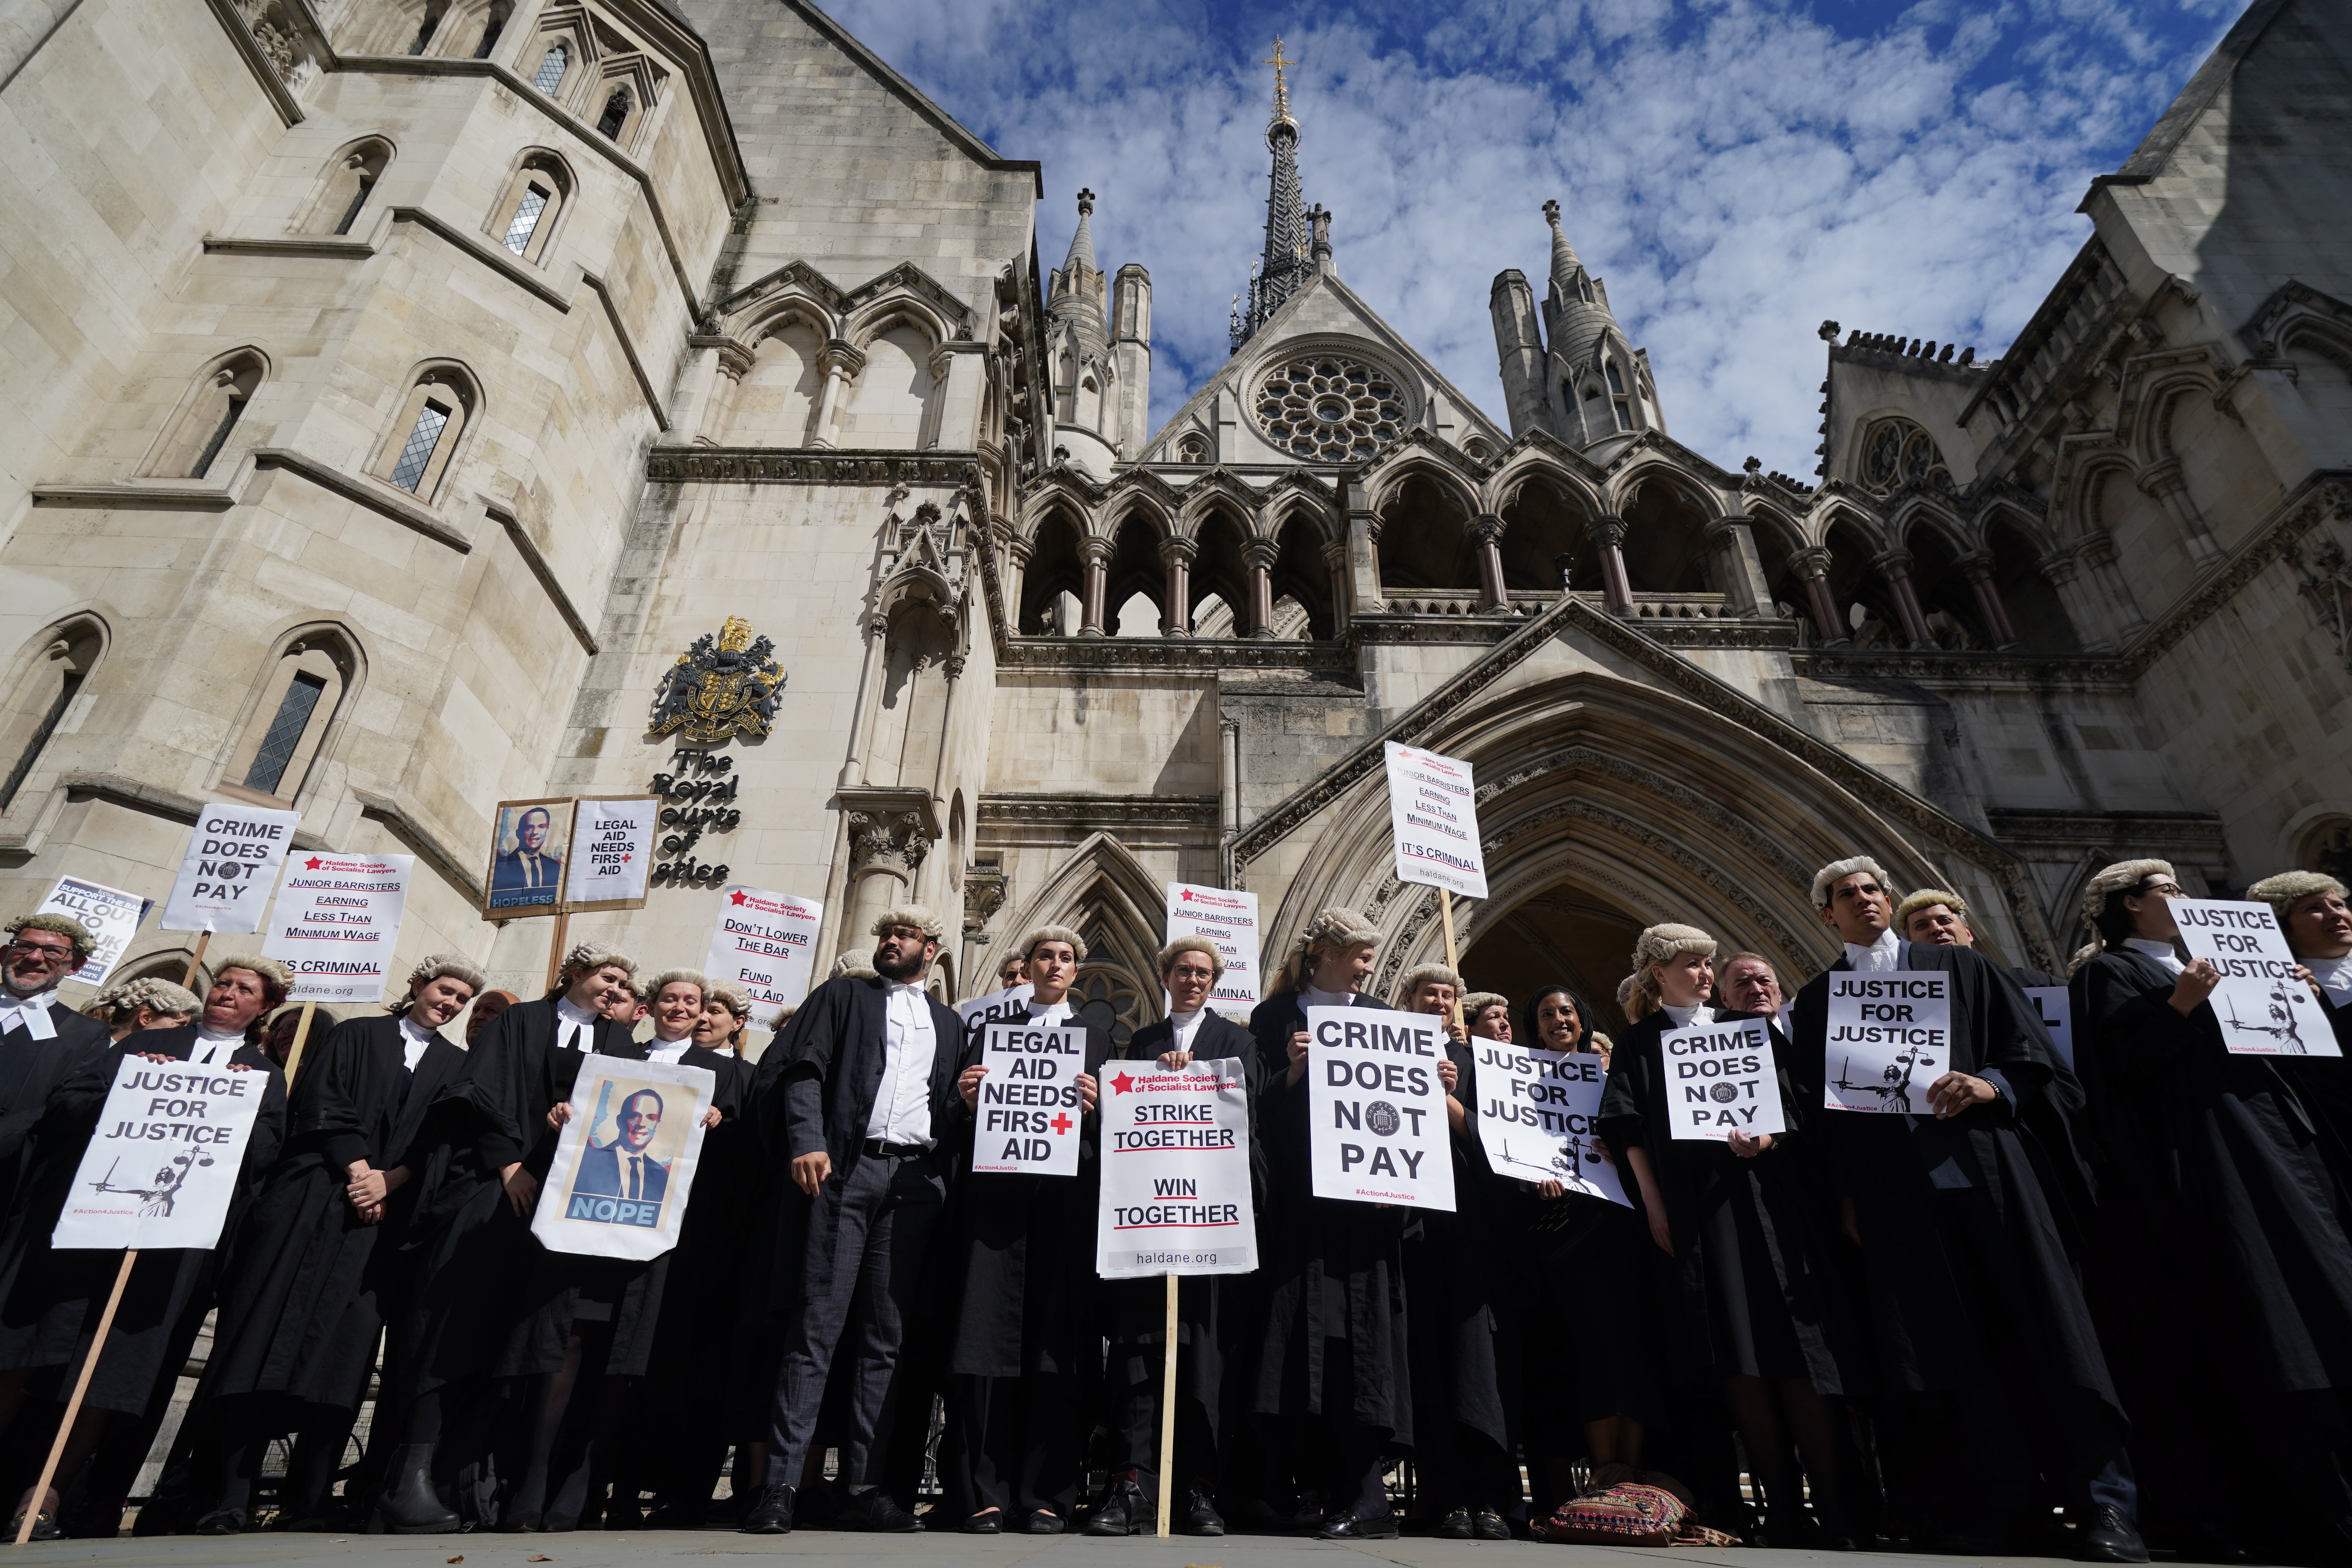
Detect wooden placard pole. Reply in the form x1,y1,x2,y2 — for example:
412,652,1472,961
1155,1271,1178,1539
280,1000,319,1084
178,931,211,991
16,1249,137,1545
1440,889,1464,1029
542,910,571,996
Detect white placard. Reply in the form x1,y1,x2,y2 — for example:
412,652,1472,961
259,851,411,1004
957,981,1034,1047
1471,1042,1628,1207
160,802,301,935
971,1021,1086,1177
2173,898,2340,1057
1165,882,1261,1019
1096,1058,1258,1279
36,876,150,988
704,885,821,1025
1305,1005,1455,1211
52,1054,268,1250
1658,1017,1788,1141
1382,742,1488,900
1823,972,1952,1114
2024,986,2074,1070
564,797,657,907
533,1056,715,1261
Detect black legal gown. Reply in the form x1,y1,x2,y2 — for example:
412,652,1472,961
1598,1008,1858,1392
1247,990,1414,1442
1402,1034,1510,1453
0,1002,109,1216
196,1014,467,1410
945,1014,1112,1380
1789,942,2115,1412
1100,1014,1269,1430
642,1042,751,1385
2073,950,2352,1398
397,1002,649,1392
0,1029,285,1415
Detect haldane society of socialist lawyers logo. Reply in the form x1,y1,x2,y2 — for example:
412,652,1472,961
649,615,786,746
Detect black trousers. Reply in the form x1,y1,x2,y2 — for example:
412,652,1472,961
945,1372,1085,1518
763,1149,943,1487
1107,1334,1217,1491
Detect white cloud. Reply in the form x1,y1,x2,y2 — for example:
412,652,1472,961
821,0,2249,472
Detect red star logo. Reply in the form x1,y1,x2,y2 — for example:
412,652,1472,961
304,856,322,870
1051,1112,1074,1135
1181,890,1193,900
730,890,748,905
1109,1071,1135,1094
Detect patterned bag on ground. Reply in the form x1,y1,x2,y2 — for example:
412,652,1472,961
1531,1466,1692,1546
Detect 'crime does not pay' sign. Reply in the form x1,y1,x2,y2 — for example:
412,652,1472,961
1305,1006,1454,1211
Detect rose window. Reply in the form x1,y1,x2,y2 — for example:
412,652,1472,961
1253,354,1408,463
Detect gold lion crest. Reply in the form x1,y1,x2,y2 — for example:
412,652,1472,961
649,616,785,744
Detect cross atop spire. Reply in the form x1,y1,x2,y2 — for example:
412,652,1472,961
1065,188,1098,275
1263,36,1299,133
1234,37,1316,352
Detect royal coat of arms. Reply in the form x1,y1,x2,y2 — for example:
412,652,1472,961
650,616,785,744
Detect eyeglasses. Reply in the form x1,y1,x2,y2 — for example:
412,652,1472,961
4,939,74,965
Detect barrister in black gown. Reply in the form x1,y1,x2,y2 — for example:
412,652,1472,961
2250,869,2352,1152
2078,864,2352,1553
1247,906,1411,1541
0,955,287,1537
1390,964,1514,1540
0,919,114,1228
1087,934,1267,1538
941,925,1109,1533
176,954,481,1532
1788,858,2145,1562
374,942,640,1534
1599,924,1860,1546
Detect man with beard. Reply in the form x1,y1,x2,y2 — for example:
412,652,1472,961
0,917,109,1201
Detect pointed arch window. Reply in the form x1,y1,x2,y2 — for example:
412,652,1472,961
150,352,265,480
221,632,358,806
408,4,444,55
489,153,569,263
1577,276,1594,304
304,140,392,236
471,2,508,58
1605,363,1633,430
531,42,568,93
373,367,475,501
0,622,102,814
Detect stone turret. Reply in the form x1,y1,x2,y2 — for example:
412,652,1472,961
1489,198,1664,450
1046,189,1120,475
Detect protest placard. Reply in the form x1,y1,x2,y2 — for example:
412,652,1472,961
2172,898,2339,1056
160,802,300,935
52,1055,269,1250
1305,1005,1454,1210
1470,1042,1628,1207
1823,973,1951,1113
563,797,657,909
534,1056,715,1262
957,981,1033,1048
1657,1016,1788,1141
1165,883,1261,1019
972,1021,1086,1176
36,877,149,989
1382,743,1488,900
481,798,570,917
703,886,821,1025
2024,986,2074,1069
259,851,411,1005
1096,1058,1258,1279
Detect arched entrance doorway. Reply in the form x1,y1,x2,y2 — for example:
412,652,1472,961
1457,885,1645,1036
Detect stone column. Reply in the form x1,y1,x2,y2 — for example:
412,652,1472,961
1078,537,1111,637
1348,500,1384,615
837,608,891,787
1873,548,1935,646
1160,536,1196,637
808,338,865,448
2076,529,2147,641
1791,546,1847,644
928,341,989,451
2135,457,2224,566
1471,513,1508,610
1704,515,1774,615
1004,534,1034,629
1956,552,2020,647
846,811,933,943
660,338,728,447
1243,538,1280,637
1587,514,1634,613
1323,537,1352,628
2036,550,2111,653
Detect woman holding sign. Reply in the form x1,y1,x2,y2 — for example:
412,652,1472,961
1597,924,1860,1547
1246,906,1413,1541
2073,861,2352,1555
943,925,1106,1534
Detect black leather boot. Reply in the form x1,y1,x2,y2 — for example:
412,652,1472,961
374,1445,460,1534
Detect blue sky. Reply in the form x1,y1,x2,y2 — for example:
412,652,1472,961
824,0,2249,472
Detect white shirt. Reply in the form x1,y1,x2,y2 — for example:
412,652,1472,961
1025,997,1075,1027
866,981,936,1147
1660,1002,1715,1028
2310,953,2352,1008
554,997,601,1054
0,988,57,1041
643,1035,693,1066
397,1014,435,1073
191,1026,245,1065
1301,985,1352,1011
1168,1008,1205,1058
1844,928,1902,974
2125,937,2186,976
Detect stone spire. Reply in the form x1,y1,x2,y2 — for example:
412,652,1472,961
1064,186,1098,276
1048,187,1110,361
1544,198,1583,294
1233,37,1315,351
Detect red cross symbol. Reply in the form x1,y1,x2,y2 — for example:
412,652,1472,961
1051,1112,1074,1135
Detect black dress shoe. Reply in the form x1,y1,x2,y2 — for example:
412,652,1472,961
1087,1479,1153,1536
1025,1508,1067,1534
2079,1505,2151,1564
1319,1504,1400,1541
1474,1508,1511,1541
958,1509,1002,1534
7,1513,60,1543
1181,1488,1225,1537
495,1511,542,1534
192,1508,246,1536
737,1483,795,1535
1436,1506,1473,1539
837,1488,921,1534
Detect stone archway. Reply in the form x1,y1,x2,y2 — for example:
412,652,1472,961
1458,886,1644,1035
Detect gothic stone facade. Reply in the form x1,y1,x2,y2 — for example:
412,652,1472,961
1,0,2347,1035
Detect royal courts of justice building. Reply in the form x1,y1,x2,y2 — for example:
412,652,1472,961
0,0,2348,1035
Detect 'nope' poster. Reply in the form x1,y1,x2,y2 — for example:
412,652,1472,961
1305,1006,1454,1211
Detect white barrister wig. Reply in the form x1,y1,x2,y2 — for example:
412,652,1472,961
213,954,294,998
560,940,637,981
1301,906,1381,953
1156,934,1226,981
1615,923,1719,1019
88,977,201,1024
831,949,879,980
707,981,754,1018
1016,925,1088,963
1809,856,1893,910
869,905,945,940
1894,888,1969,932
1390,964,1464,1008
2069,859,2178,974
5,913,96,961
1461,990,1510,1022
646,967,709,1001
406,953,488,995
2245,871,2348,929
